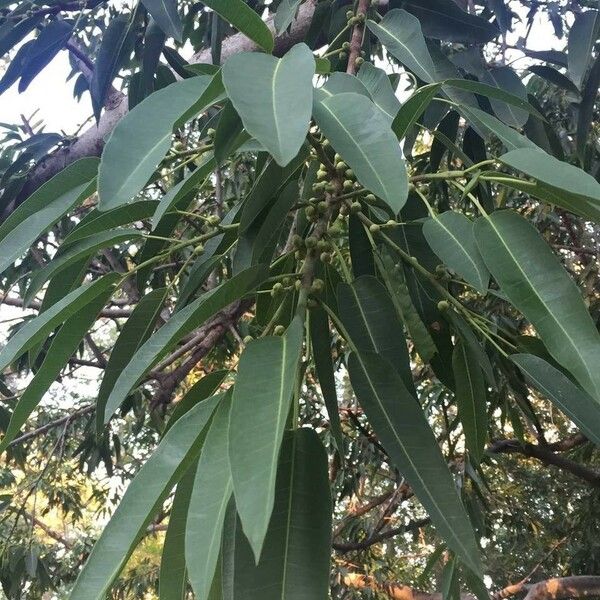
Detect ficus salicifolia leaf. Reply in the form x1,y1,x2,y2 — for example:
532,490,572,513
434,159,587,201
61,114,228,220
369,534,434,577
392,83,443,140
511,354,600,446
96,288,167,436
274,0,303,35
568,9,599,89
186,391,233,600
201,0,274,53
313,92,408,214
348,351,483,576
98,75,216,210
423,211,489,294
103,264,267,422
482,67,529,128
357,62,401,123
141,0,182,42
222,43,314,166
366,10,437,83
69,394,221,600
0,157,98,277
452,341,488,464
474,210,600,402
0,273,120,373
224,429,332,600
228,316,304,561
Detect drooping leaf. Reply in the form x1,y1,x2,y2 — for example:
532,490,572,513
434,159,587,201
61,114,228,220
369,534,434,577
348,351,482,576
98,76,213,210
201,0,274,53
142,0,182,41
511,354,600,446
366,10,437,83
474,210,600,401
228,316,303,560
140,19,167,101
498,148,600,222
214,101,245,166
568,10,599,89
158,461,195,600
452,341,488,464
313,92,408,213
90,16,130,121
402,0,499,44
69,395,221,600
0,274,120,373
222,44,314,166
357,62,401,122
96,288,166,435
226,429,332,599
0,9,42,59
310,307,344,455
103,264,267,421
0,158,98,276
0,280,116,454
528,65,580,96
392,83,443,140
482,67,528,128
274,0,303,35
423,211,489,293
576,54,600,160
186,392,233,600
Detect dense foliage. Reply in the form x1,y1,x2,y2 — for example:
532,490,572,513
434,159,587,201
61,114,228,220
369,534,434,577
0,0,600,598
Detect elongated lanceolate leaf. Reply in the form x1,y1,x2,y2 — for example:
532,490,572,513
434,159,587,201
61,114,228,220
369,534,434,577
104,264,267,421
98,76,213,210
423,211,489,293
222,44,314,166
393,83,443,140
96,288,166,435
69,394,221,600
452,341,488,463
313,92,408,214
366,10,437,83
0,274,120,373
348,351,482,576
227,429,331,599
202,0,273,53
229,316,303,561
482,67,528,128
357,62,401,122
474,210,600,401
187,392,233,600
568,10,599,89
142,0,182,41
511,354,600,446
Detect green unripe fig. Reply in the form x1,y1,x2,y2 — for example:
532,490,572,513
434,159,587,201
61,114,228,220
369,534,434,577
317,169,328,181
369,223,380,233
343,179,354,190
317,200,328,214
365,193,376,202
345,168,354,178
437,300,450,312
305,205,316,218
320,252,332,263
295,279,303,291
342,41,351,50
207,214,221,226
350,201,361,214
311,279,325,293
243,335,253,344
355,57,364,67
274,325,285,336
206,128,216,138
339,52,347,60
305,236,317,249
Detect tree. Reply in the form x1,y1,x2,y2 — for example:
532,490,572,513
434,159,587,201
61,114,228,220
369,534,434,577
0,0,600,598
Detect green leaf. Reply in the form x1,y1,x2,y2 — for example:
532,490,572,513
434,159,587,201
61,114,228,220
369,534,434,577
166,370,228,433
187,392,233,600
96,288,166,436
338,275,414,394
576,54,600,160
310,307,344,455
214,101,245,166
98,76,213,210
0,281,115,454
348,351,482,576
142,0,182,42
201,0,274,53
423,211,489,293
474,210,600,401
511,354,600,446
402,0,499,44
482,67,528,128
158,462,195,600
357,62,401,122
0,274,120,373
90,16,130,121
228,316,303,560
498,148,600,222
227,429,331,599
274,0,303,35
568,10,599,89
366,10,437,83
0,158,98,276
452,341,488,464
528,65,580,96
222,44,314,166
25,229,144,304
104,264,267,421
318,72,371,99
69,394,221,600
392,83,443,140
313,92,408,214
